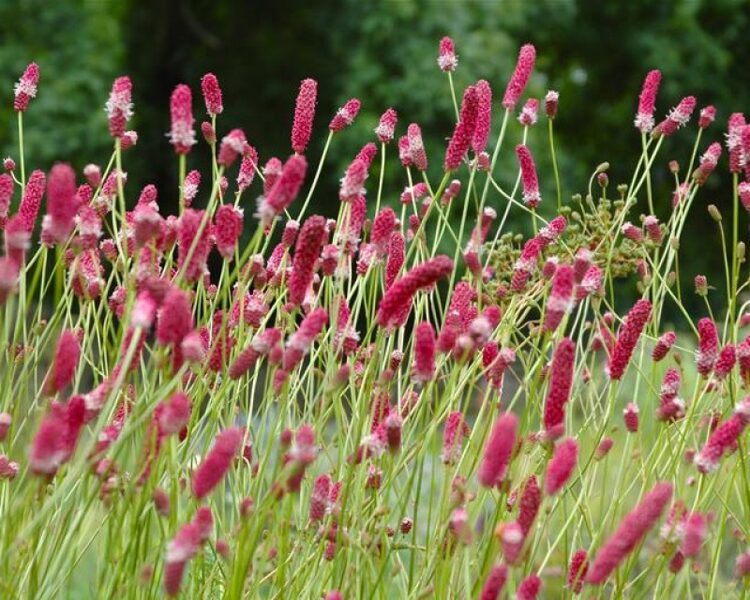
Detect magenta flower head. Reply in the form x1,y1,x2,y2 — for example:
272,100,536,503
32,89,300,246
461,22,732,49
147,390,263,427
699,105,716,129
623,402,639,433
478,411,518,488
412,322,437,384
715,343,736,380
479,564,508,600
518,98,539,127
385,231,405,289
156,287,193,346
472,80,493,154
517,474,542,537
0,173,12,222
217,128,247,167
653,96,697,137
329,98,360,132
46,329,81,395
516,574,542,600
257,154,308,224
606,299,652,380
407,123,428,171
444,85,479,171
437,36,458,72
157,392,191,435
376,256,453,328
288,215,327,306
727,112,747,173
283,309,328,371
29,396,85,475
214,204,243,260
503,44,535,110
634,70,661,133
309,473,331,522
200,73,223,117
543,263,574,333
545,437,578,495
177,209,212,283
696,317,720,377
586,482,673,584
567,549,589,593
106,76,133,138
168,84,196,155
14,62,40,112
17,169,46,234
543,338,575,438
42,163,79,245
192,427,243,499
516,144,541,208
183,170,201,207
694,398,750,473
339,158,368,202
441,412,469,465
291,78,317,154
375,107,397,143
545,90,559,119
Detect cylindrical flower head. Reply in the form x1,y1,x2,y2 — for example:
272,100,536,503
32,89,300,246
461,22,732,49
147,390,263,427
407,123,428,171
681,512,708,558
479,564,508,600
694,142,722,184
441,412,470,465
472,80,492,154
444,85,479,171
518,98,539,126
478,411,518,488
192,427,243,499
291,78,317,154
177,209,212,283
376,256,453,328
634,70,661,133
329,98,360,132
715,344,737,380
516,144,541,208
309,473,331,522
339,158,368,202
586,482,673,584
214,204,243,260
0,174,13,221
567,549,589,593
502,44,536,110
370,207,397,256
543,264,574,333
385,231,405,290
156,287,193,346
18,169,46,233
168,84,196,155
500,521,524,564
106,76,133,138
412,322,436,383
545,90,559,119
157,392,191,435
355,142,378,169
727,112,747,173
47,329,81,395
258,154,308,223
237,146,258,191
653,96,697,137
375,107,397,143
606,299,652,380
699,105,716,129
437,36,458,72
283,309,328,371
43,163,79,244
14,62,40,112
288,215,327,306
736,552,750,577
623,402,639,433
517,475,541,537
544,437,578,495
695,399,750,473
696,317,720,377
200,73,223,117
516,574,541,600
543,338,575,438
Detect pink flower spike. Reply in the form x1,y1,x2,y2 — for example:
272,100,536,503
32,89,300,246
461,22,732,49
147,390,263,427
14,62,40,112
694,398,750,473
339,158,368,202
545,90,559,119
288,215,327,306
518,98,539,127
329,98,361,132
214,204,244,260
438,36,458,72
42,163,79,245
543,263,574,333
715,344,737,380
18,169,46,234
192,427,244,499
543,338,575,438
479,564,508,600
696,317,719,377
237,146,259,191
407,123,428,171
699,105,716,129
623,402,639,433
653,96,697,137
375,108,397,143
291,78,317,154
634,70,661,133
444,85,479,171
200,73,223,116
157,392,191,435
516,574,542,600
472,80,492,154
544,437,578,495
567,549,589,593
412,322,436,383
478,411,518,488
516,144,541,208
218,128,247,167
183,170,200,207
606,299,652,380
257,154,307,224
106,76,133,138
441,412,470,465
46,329,81,395
502,44,536,110
156,287,193,346
168,84,196,155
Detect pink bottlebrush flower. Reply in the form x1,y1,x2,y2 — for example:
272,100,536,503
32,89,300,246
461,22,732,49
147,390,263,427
214,204,243,260
736,552,750,577
4,216,30,266
444,85,479,171
355,142,378,168
696,317,720,377
483,344,515,390
375,107,397,143
651,331,677,362
181,331,205,363
657,367,685,422
192,427,243,499
537,215,567,248
329,98,360,132
156,287,193,346
412,322,437,384
699,105,716,129
479,564,508,600
501,521,525,564
449,507,473,544
0,455,18,480
164,510,212,596
177,209,212,283
283,308,328,371
183,170,200,207
437,36,458,72
595,437,614,460
442,411,470,465
132,205,163,249
324,592,342,600
400,182,428,205
518,98,539,126
517,475,541,537
384,412,402,452
695,142,722,184
284,424,318,492
3,158,14,172
727,113,747,173
0,257,19,305
319,243,339,276
288,215,327,306
653,96,697,137
291,78,317,154
237,146,259,191
516,574,541,600
46,329,81,395
29,395,86,475
441,178,461,205
543,338,575,438
385,231,405,289
503,44,536,110
376,256,453,328
516,144,541,208
511,236,543,292
545,90,559,119
407,123,428,171
398,135,412,167
309,473,331,522
217,128,247,167
0,173,13,221
120,130,137,149
472,80,492,154
157,392,191,435
201,121,216,144
257,154,307,223
586,482,673,584
282,219,299,248
578,267,603,302
682,512,709,558
83,164,101,188
168,84,196,154
623,402,639,433
695,274,709,296
339,158,368,202
42,163,79,245
695,399,750,473
18,169,46,233
200,73,223,116
621,221,643,242
105,76,133,138
606,299,652,380
715,344,737,380
371,207,397,256
739,338,750,384
545,437,578,495
543,264,574,333
634,70,661,133
14,62,40,112
567,549,589,594
643,215,662,244
478,411,518,488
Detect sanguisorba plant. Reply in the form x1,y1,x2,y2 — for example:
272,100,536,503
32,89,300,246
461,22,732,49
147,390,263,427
2,35,750,599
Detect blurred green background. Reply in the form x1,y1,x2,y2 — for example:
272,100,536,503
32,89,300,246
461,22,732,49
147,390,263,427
1,0,749,315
